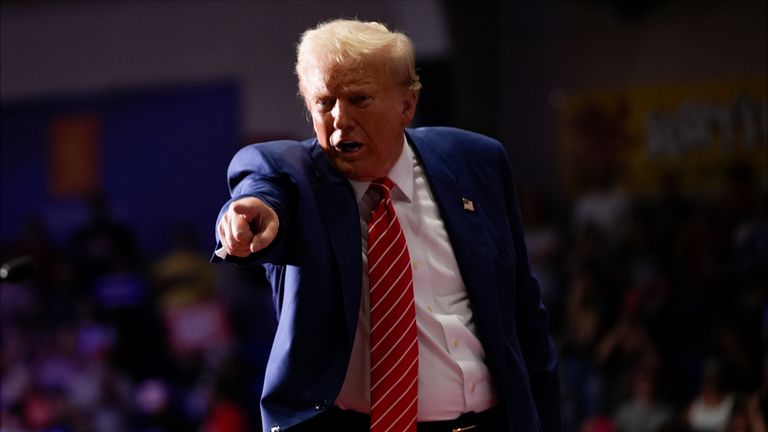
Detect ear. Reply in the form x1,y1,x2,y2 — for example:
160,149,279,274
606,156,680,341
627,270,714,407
400,90,419,126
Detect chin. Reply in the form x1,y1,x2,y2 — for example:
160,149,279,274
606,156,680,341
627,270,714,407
340,170,369,182
340,167,377,182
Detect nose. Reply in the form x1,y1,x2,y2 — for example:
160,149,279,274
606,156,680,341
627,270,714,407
332,100,354,130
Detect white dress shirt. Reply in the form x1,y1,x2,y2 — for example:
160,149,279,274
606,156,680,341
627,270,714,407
335,137,497,420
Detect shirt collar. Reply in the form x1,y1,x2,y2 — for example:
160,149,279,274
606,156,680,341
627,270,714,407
349,135,414,204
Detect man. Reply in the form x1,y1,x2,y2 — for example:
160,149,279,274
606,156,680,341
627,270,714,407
215,19,561,432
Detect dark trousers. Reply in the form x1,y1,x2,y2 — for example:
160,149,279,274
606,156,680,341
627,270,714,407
287,405,506,431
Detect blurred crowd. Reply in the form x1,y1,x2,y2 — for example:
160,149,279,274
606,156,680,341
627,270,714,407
526,163,766,432
1,162,765,432
1,192,275,431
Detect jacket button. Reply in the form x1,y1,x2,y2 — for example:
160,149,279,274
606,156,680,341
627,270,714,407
314,400,328,410
270,426,280,432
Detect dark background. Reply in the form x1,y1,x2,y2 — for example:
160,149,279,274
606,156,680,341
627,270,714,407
1,1,766,431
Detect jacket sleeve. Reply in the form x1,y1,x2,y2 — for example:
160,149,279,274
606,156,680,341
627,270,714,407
211,141,299,265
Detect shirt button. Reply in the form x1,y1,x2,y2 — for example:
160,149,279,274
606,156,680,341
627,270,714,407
452,339,460,349
426,305,433,313
471,383,477,393
412,260,421,271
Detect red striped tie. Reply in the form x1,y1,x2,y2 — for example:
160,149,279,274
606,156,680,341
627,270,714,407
367,177,418,432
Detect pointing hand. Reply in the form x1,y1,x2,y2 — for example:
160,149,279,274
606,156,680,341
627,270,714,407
218,197,279,257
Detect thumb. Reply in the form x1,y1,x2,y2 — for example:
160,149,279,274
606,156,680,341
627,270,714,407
250,209,279,252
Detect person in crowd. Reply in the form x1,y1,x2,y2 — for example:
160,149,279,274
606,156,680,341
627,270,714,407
612,359,674,432
685,360,736,432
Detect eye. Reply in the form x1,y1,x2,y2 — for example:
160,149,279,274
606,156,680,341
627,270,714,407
316,98,336,111
350,95,372,105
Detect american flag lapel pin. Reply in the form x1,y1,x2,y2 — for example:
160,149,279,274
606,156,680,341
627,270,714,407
462,197,475,212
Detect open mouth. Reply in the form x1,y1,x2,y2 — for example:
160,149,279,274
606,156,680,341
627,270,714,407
335,141,363,153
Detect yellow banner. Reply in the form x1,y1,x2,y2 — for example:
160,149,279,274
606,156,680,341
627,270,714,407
559,79,767,197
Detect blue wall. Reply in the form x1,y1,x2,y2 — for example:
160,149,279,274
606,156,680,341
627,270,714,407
1,82,239,256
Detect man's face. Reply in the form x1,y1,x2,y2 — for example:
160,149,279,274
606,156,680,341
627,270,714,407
303,60,417,181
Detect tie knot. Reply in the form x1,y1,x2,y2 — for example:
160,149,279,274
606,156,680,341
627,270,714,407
369,177,394,198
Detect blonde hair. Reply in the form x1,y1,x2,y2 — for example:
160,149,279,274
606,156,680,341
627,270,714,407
295,19,421,98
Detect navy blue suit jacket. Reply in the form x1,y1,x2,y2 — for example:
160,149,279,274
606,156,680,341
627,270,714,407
214,127,561,431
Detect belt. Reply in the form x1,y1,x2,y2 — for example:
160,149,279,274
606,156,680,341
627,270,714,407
417,406,503,432
296,406,503,432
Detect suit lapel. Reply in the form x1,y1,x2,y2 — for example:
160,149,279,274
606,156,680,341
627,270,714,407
307,142,363,344
408,130,490,267
408,131,503,343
